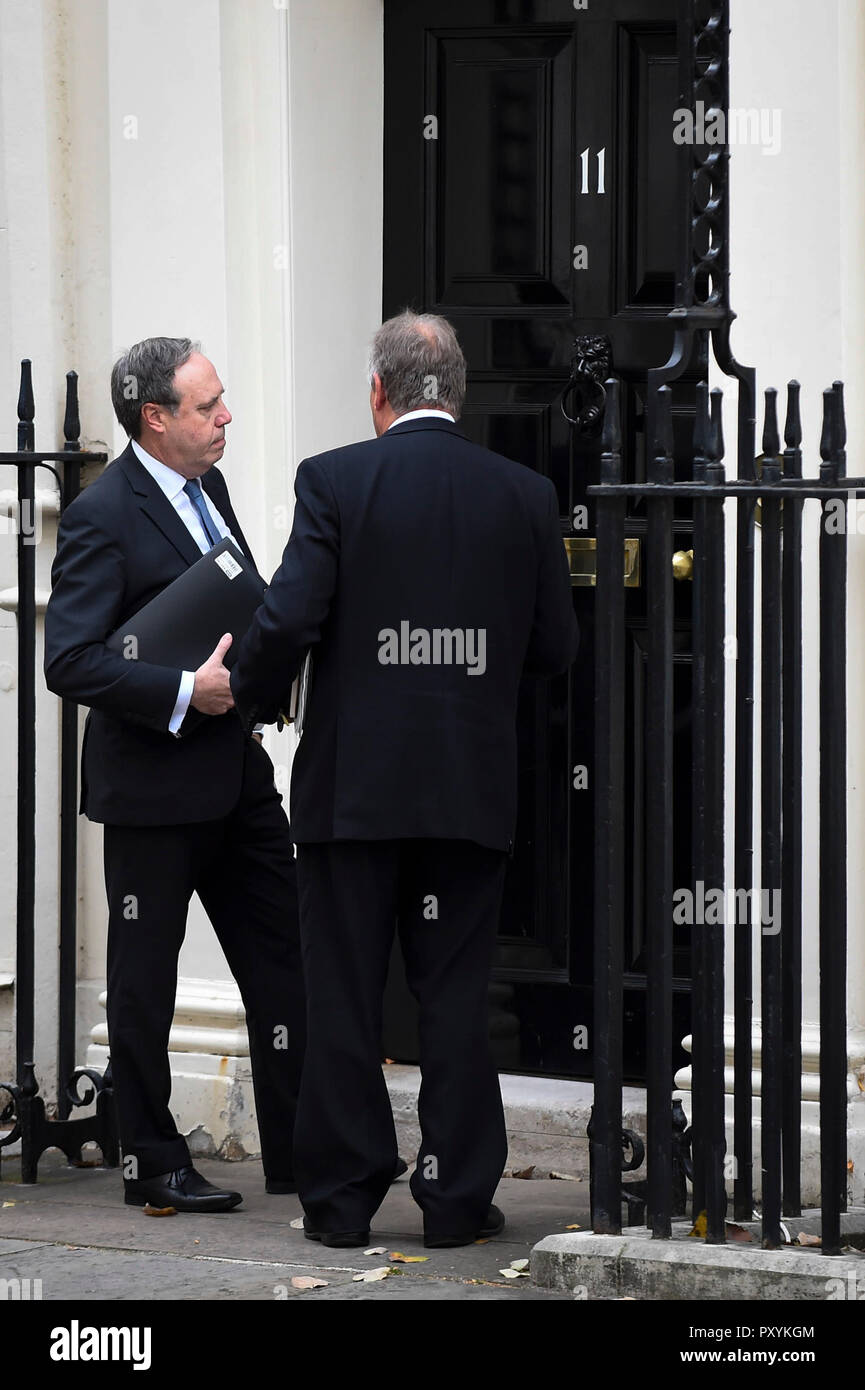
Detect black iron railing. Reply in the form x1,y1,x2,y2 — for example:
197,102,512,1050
0,361,116,1182
585,0,853,1258
589,375,852,1254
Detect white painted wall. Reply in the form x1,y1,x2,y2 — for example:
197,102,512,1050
722,0,865,1067
0,0,384,1104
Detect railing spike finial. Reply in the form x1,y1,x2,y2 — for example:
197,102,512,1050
784,381,802,451
819,387,834,465
832,380,846,454
708,386,724,466
762,388,780,459
17,359,35,452
600,377,621,457
693,380,709,453
64,371,81,452
653,384,674,464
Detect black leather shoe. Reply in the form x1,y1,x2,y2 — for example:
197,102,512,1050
124,1165,242,1213
265,1177,299,1194
424,1203,505,1249
303,1218,370,1249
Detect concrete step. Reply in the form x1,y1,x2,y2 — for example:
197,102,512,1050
384,1064,648,1178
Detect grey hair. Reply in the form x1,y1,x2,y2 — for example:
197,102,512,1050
368,311,467,417
110,337,200,439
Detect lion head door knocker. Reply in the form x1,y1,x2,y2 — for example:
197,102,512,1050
560,334,613,435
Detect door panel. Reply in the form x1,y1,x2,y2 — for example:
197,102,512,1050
383,0,694,1082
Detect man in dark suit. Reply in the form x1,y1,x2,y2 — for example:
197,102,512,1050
230,311,579,1248
44,337,305,1212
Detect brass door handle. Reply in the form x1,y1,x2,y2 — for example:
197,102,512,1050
672,549,694,581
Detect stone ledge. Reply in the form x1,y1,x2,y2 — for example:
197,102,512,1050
531,1211,865,1300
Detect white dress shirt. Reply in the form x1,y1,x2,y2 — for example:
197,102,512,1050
131,438,238,735
388,409,456,429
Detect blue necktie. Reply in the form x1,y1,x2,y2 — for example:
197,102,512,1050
183,478,222,550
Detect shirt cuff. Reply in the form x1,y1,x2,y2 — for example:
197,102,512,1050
253,724,265,735
170,671,196,736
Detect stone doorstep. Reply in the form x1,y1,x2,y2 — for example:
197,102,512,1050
385,1065,646,1176
531,1210,865,1301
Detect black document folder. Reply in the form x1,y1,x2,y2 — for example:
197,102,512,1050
106,538,266,672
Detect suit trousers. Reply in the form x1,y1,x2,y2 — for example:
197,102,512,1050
294,838,509,1236
103,738,305,1181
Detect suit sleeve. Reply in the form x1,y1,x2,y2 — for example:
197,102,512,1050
230,456,339,728
522,480,580,677
44,503,186,732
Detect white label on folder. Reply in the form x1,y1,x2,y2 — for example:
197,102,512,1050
215,551,243,580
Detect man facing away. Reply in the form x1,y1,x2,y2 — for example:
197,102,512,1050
44,338,306,1212
230,311,579,1247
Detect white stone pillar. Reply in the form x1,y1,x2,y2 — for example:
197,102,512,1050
80,0,383,1155
0,0,114,1100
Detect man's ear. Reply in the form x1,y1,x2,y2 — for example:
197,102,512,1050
372,373,388,413
140,401,166,434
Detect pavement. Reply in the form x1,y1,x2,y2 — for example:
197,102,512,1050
0,1152,589,1301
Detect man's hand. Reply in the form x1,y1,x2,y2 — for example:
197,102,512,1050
191,633,235,715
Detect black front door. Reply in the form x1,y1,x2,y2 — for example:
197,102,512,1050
382,0,696,1082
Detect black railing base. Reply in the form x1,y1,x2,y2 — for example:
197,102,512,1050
589,1098,692,1233
0,1062,118,1183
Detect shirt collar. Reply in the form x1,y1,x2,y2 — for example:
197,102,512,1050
130,437,189,502
387,409,456,430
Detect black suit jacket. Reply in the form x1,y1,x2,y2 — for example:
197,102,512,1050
44,442,255,826
230,417,579,852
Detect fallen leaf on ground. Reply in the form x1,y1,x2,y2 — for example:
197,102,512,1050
352,1266,393,1282
847,1159,855,1172
289,1217,304,1229
193,1239,200,1245
499,1267,529,1279
144,1204,176,1217
389,1251,428,1263
511,1165,535,1180
2,1201,15,1208
364,1246,388,1256
291,1275,328,1290
689,1211,707,1238
510,1258,529,1271
796,1232,821,1247
549,1171,580,1181
474,1238,490,1244
725,1221,753,1243
565,1223,582,1231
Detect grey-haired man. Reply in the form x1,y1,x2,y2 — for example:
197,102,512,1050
231,312,579,1247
